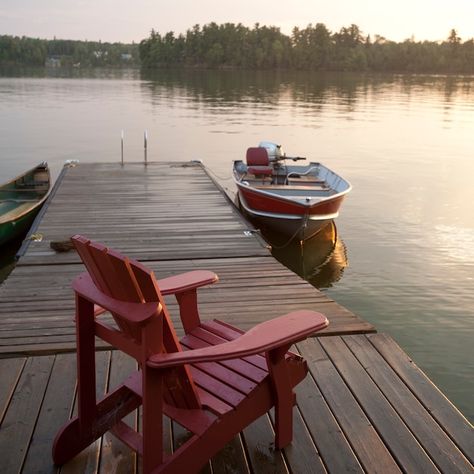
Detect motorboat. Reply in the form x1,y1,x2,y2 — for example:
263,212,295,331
233,142,351,241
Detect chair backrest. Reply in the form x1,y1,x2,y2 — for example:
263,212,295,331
72,235,201,409
246,147,270,167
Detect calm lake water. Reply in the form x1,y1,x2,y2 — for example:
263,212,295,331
0,68,473,422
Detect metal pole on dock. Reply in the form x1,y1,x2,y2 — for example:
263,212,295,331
121,130,124,166
144,130,148,165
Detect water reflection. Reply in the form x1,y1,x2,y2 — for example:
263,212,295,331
140,69,371,109
1,68,473,421
139,69,474,119
0,234,24,283
253,220,348,289
0,65,140,80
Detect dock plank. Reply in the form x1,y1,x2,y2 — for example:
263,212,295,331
18,162,269,264
0,357,25,423
269,406,328,474
320,337,441,473
343,335,473,473
0,356,55,474
293,371,365,473
0,256,373,355
210,435,250,474
98,351,138,474
0,335,472,473
60,351,111,474
21,353,76,474
0,161,373,355
297,338,401,473
367,333,474,464
0,162,471,473
242,414,288,473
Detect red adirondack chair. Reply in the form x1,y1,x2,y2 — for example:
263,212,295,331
52,235,329,473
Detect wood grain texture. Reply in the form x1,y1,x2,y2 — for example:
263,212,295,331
0,357,25,423
1,334,472,473
0,162,373,355
21,353,76,474
0,163,471,472
18,162,269,264
0,355,55,473
297,338,401,474
320,337,439,473
343,335,473,473
367,333,474,465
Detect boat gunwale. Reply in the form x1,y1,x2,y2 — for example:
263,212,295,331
0,163,51,225
232,160,352,210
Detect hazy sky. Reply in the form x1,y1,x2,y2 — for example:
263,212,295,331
1,0,474,44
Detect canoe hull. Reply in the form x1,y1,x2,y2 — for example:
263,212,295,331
0,207,41,246
0,162,50,246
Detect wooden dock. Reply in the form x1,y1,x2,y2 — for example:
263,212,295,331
0,162,372,356
0,162,472,473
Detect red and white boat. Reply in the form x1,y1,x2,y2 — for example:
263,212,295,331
233,142,351,241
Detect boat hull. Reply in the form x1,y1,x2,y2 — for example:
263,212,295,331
0,163,50,246
0,208,41,246
238,182,346,216
233,158,350,241
238,192,335,241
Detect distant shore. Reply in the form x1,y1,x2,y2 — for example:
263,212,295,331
2,22,474,74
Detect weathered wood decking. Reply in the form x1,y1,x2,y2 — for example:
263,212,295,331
1,335,472,473
0,162,472,473
0,162,372,356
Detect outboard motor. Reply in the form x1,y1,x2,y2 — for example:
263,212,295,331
258,141,283,162
258,141,288,184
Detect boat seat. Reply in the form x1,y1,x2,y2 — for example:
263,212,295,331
246,147,273,176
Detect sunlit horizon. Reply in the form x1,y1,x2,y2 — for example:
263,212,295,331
1,0,473,44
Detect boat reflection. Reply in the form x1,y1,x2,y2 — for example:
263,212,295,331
258,220,348,288
0,234,23,284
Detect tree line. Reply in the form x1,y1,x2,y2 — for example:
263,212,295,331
0,35,139,67
139,23,474,73
1,24,473,73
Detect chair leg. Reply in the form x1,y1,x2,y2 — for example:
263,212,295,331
75,294,97,431
266,346,294,449
142,365,164,474
54,295,145,466
52,294,99,465
53,384,142,465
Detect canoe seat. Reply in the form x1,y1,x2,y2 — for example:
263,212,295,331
246,147,273,176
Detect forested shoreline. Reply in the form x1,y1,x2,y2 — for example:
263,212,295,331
1,22,474,73
0,35,139,67
139,23,474,73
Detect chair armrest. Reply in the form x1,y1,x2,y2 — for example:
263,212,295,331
73,273,161,325
147,310,328,368
158,270,218,295
90,270,218,317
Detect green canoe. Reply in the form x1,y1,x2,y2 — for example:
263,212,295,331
0,162,50,246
